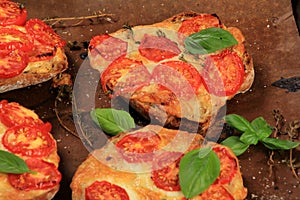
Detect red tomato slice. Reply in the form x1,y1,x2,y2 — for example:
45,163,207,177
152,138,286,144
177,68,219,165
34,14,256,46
138,34,181,62
0,27,33,51
100,56,151,96
178,14,222,36
115,131,161,163
2,124,55,157
152,60,202,99
27,41,56,62
151,152,183,191
0,50,28,78
89,34,128,61
25,19,65,48
8,158,61,191
0,1,27,26
85,181,129,200
199,183,234,200
212,146,238,184
0,100,42,127
202,50,245,96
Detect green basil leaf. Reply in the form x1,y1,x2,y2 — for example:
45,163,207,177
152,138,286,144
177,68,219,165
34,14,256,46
221,136,249,156
251,117,269,131
225,114,254,132
90,108,135,135
251,117,272,140
179,148,220,198
184,27,238,54
0,150,31,174
240,130,259,145
261,138,300,150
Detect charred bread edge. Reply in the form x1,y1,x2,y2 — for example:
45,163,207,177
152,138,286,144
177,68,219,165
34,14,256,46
0,48,68,93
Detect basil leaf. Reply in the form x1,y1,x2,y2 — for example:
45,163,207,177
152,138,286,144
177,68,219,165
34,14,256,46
179,148,220,198
225,114,254,132
184,27,238,54
251,117,272,140
197,146,212,158
90,108,135,135
0,150,31,174
261,138,300,150
221,136,249,156
240,130,259,145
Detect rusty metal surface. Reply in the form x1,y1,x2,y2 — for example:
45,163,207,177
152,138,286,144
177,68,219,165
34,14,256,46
1,0,300,199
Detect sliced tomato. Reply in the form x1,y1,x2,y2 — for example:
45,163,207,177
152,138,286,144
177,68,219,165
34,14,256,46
27,41,56,62
138,34,181,62
100,56,151,96
202,50,245,96
212,146,237,184
151,152,183,191
89,34,128,61
115,131,161,163
199,183,234,200
0,100,42,127
2,124,55,157
0,26,33,51
0,49,28,78
8,158,61,191
152,60,202,99
0,1,27,26
85,180,129,200
178,14,222,36
25,18,65,48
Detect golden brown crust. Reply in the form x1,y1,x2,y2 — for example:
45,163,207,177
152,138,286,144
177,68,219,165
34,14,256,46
71,125,247,200
0,47,68,93
0,179,60,200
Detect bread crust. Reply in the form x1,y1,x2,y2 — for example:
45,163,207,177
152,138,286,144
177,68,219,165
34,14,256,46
71,125,247,200
0,47,68,93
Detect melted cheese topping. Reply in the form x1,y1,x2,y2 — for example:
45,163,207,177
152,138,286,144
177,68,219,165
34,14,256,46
24,48,64,73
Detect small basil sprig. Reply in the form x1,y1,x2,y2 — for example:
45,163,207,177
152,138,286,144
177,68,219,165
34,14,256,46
90,108,136,135
0,150,33,174
221,114,300,156
179,146,220,198
184,27,238,54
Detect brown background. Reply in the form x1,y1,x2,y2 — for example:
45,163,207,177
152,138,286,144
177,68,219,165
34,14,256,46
1,0,300,199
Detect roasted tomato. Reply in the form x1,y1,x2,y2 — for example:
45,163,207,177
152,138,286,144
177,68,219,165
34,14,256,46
25,18,65,48
2,124,55,157
0,26,33,51
213,146,238,184
202,50,245,96
8,158,61,191
151,151,183,191
138,34,181,62
152,60,202,99
178,14,222,36
0,1,27,26
115,131,161,163
27,41,56,62
100,56,151,96
89,34,128,61
0,50,28,78
85,180,129,200
199,183,234,200
0,100,42,127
